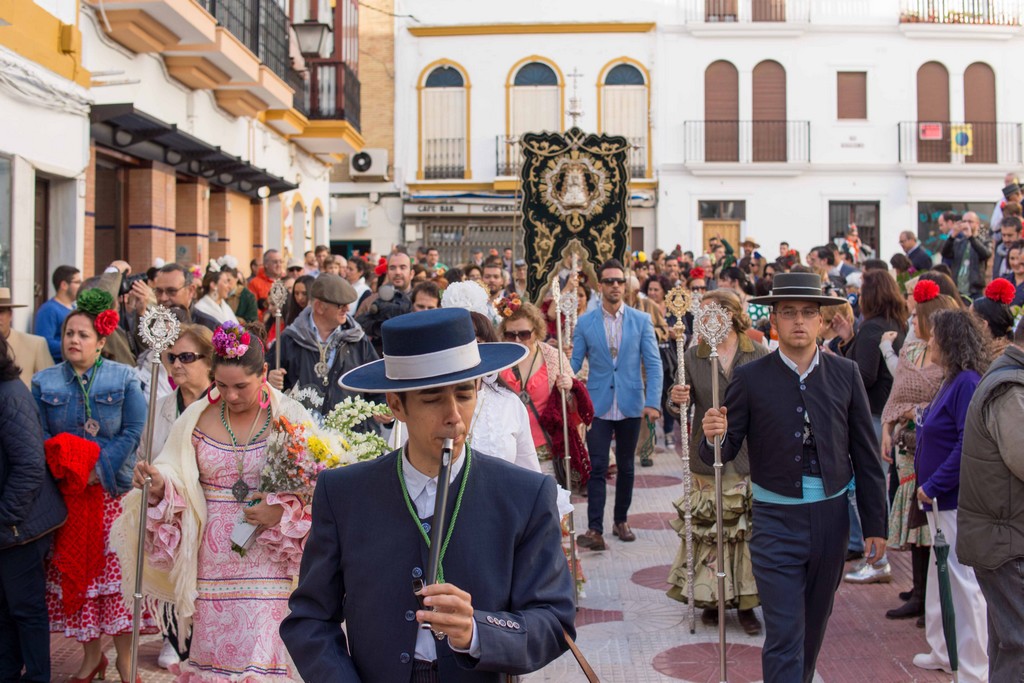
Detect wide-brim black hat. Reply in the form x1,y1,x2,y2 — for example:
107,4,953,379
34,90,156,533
748,272,848,306
339,307,528,392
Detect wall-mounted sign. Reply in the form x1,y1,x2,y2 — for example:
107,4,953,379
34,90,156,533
918,123,943,141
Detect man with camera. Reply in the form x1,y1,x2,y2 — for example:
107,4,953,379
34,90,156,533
941,211,992,299
356,252,414,354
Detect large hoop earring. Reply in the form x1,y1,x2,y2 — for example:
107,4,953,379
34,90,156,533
206,383,221,404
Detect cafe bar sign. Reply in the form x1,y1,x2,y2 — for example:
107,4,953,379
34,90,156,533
404,202,517,217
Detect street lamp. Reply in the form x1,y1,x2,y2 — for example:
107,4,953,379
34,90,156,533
292,20,332,59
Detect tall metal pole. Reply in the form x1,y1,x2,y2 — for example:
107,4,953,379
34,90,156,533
694,300,732,683
551,274,580,605
666,286,696,633
129,307,181,681
269,280,288,371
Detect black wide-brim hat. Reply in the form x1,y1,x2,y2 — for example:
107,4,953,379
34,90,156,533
339,307,528,392
748,272,848,306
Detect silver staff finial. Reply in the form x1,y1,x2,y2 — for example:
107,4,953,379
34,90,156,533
139,305,181,355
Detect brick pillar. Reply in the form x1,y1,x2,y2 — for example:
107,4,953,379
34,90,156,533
208,191,228,261
83,143,96,276
175,181,209,266
126,162,176,271
251,199,265,265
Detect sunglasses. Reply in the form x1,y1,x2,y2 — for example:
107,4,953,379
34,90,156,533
503,330,534,341
166,351,202,365
691,286,707,292
601,278,627,285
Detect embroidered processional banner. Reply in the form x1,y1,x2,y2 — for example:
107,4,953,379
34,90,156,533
519,127,631,302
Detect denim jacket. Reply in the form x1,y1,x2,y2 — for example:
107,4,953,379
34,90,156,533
31,360,146,496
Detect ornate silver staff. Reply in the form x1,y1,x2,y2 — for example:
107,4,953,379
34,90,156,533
666,285,697,634
130,306,181,682
693,299,732,683
551,274,580,605
269,280,288,371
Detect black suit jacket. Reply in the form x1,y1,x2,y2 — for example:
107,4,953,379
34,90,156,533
700,351,887,539
906,245,933,272
280,450,575,682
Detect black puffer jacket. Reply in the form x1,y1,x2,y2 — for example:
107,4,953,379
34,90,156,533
0,378,66,548
278,307,382,416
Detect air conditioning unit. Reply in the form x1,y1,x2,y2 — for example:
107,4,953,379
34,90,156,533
349,148,388,181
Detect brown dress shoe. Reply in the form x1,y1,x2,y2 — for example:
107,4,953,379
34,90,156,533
576,529,606,551
612,522,636,542
737,608,762,636
701,608,718,626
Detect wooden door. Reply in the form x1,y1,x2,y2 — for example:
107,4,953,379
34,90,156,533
752,60,787,162
964,62,996,164
702,220,741,254
705,61,739,162
34,179,49,311
917,62,950,163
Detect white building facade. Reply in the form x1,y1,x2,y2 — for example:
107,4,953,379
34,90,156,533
377,0,1023,266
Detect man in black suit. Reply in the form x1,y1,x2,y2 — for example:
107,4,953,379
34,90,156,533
899,230,934,272
701,272,887,683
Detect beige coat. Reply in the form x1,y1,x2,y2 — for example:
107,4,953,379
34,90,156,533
6,329,53,387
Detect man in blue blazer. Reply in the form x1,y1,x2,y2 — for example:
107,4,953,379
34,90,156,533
571,259,662,550
281,308,575,682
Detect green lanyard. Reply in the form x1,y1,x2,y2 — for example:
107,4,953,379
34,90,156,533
75,357,103,422
396,446,471,584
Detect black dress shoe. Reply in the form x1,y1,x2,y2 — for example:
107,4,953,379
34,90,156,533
737,609,762,636
899,589,914,601
845,550,865,562
886,598,924,620
701,608,718,626
916,615,925,628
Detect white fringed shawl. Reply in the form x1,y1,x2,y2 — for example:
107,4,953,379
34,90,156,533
110,386,312,639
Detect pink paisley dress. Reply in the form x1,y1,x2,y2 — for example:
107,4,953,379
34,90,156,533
147,429,309,682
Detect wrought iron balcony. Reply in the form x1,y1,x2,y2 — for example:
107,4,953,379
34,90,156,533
495,135,648,178
423,138,466,179
900,0,1022,25
898,121,1022,164
285,68,309,117
683,120,810,163
197,0,291,80
306,61,361,131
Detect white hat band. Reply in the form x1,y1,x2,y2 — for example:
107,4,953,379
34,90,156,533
384,340,481,380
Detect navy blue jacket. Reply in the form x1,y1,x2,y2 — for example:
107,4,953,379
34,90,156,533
281,449,575,682
0,378,66,548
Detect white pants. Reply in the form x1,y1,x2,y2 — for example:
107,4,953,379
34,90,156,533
924,508,989,682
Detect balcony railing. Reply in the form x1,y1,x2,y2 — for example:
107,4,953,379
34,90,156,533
900,0,1023,25
683,120,810,163
682,0,812,22
495,135,648,178
307,61,361,131
423,138,466,179
197,0,291,80
898,121,1022,164
286,68,309,117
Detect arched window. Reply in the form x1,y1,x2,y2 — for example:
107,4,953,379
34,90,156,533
508,58,562,138
964,62,997,164
419,61,470,179
917,61,950,162
752,60,787,162
599,60,650,178
704,60,739,162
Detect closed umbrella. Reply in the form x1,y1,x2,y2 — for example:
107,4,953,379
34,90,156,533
927,496,959,683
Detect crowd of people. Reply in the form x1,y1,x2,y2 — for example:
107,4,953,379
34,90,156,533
1,175,1023,682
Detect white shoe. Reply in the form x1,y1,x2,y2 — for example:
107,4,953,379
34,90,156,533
912,652,951,673
843,560,892,584
158,638,180,669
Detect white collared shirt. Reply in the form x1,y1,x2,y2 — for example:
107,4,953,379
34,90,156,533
401,449,481,662
600,304,625,421
777,346,820,382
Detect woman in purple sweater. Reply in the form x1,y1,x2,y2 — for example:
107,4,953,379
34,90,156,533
912,309,990,680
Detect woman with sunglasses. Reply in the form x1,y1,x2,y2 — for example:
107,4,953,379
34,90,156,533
144,324,214,669
498,301,592,488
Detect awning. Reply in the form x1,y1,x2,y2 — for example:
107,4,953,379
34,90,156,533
90,103,297,198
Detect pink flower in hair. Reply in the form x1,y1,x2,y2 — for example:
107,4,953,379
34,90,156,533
212,321,251,359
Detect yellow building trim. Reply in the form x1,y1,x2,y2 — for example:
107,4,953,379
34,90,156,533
596,57,653,179
416,59,473,181
292,120,365,152
0,0,90,87
263,108,310,135
408,22,655,37
406,181,494,192
505,55,565,157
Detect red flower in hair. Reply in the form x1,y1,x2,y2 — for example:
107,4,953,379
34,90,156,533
374,257,387,277
985,278,1016,305
689,267,706,280
913,280,940,304
93,310,120,337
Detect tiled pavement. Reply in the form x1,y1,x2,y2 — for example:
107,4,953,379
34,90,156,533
52,442,950,682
